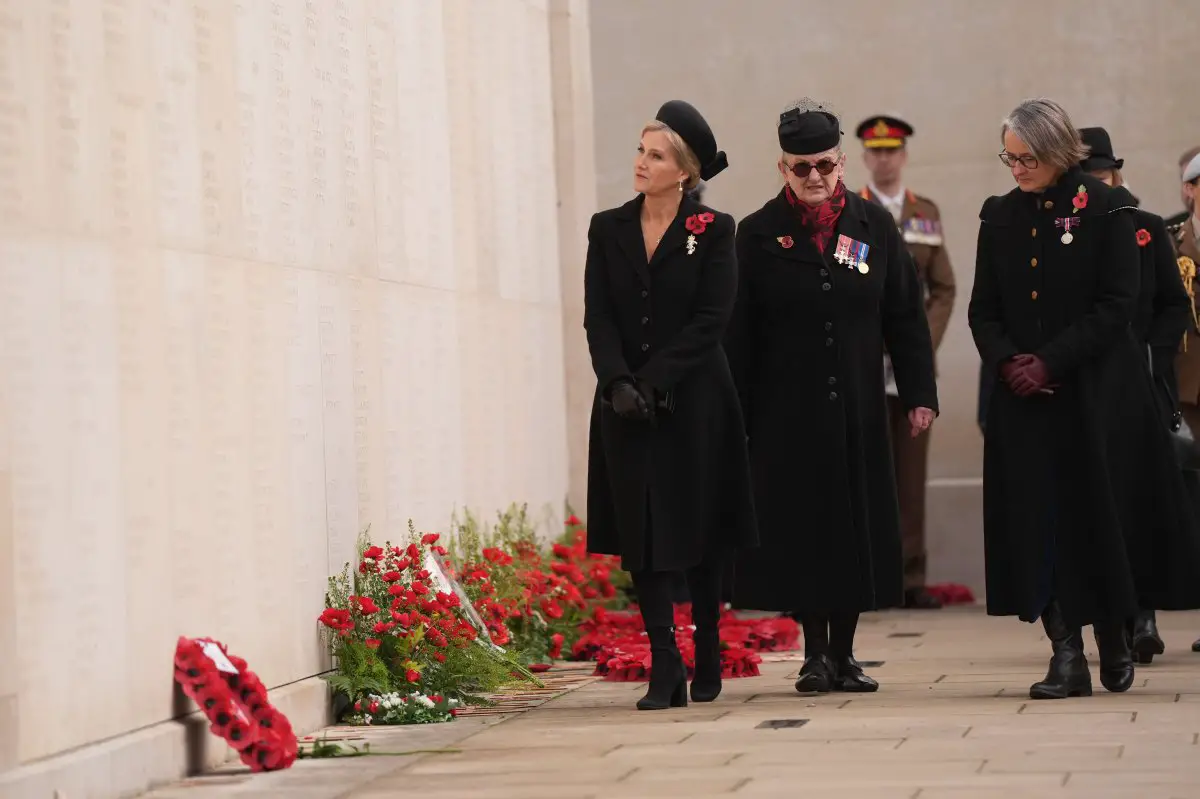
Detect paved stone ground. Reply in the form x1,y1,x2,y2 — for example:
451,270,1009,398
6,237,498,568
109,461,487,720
142,606,1200,798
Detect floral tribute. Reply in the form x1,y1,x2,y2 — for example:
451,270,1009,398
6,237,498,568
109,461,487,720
318,524,540,723
173,637,298,772
345,691,461,725
573,604,797,682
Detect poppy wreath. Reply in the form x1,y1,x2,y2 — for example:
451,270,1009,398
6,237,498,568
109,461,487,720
173,637,298,772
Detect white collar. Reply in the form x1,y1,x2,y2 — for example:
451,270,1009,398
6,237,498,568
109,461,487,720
869,182,906,207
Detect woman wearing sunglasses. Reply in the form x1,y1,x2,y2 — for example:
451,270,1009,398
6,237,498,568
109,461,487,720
724,99,937,694
968,98,1200,700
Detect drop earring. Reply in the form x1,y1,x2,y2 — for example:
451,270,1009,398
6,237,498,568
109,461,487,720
678,180,683,193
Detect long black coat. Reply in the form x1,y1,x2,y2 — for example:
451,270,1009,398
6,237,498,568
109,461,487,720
1116,190,1191,422
975,195,1190,430
583,194,758,572
725,189,938,613
968,168,1200,628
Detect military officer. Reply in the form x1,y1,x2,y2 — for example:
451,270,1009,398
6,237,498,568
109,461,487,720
1165,146,1200,230
855,115,956,609
1174,152,1200,438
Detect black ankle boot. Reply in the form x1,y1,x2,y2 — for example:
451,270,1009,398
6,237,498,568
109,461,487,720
690,628,722,702
1030,603,1092,700
637,626,687,710
1130,610,1165,665
832,655,879,693
1093,619,1134,692
794,653,835,694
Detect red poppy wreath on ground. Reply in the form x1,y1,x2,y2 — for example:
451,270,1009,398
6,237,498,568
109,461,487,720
173,637,298,772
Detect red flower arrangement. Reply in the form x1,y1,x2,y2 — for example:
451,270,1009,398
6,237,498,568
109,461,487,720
1136,228,1151,247
173,637,298,772
572,604,798,682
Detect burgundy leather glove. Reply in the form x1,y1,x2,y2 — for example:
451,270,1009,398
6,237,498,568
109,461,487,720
998,356,1025,385
1009,355,1051,398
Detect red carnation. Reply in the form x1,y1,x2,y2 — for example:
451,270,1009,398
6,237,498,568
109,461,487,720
566,514,582,526
421,533,440,545
363,546,384,560
405,669,420,683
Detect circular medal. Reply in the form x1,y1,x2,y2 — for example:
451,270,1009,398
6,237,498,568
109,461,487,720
1061,232,1073,245
857,261,869,274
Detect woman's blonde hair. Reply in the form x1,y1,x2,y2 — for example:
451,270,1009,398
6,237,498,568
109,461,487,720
641,120,702,190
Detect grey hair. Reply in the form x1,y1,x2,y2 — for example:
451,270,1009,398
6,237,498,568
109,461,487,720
1001,98,1089,172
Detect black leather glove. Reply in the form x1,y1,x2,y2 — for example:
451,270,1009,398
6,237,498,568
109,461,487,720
635,379,658,422
610,379,651,421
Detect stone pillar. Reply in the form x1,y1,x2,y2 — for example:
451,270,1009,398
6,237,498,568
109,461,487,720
548,0,598,517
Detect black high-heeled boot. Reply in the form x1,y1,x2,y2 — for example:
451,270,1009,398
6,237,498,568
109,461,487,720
1030,602,1092,700
1130,610,1165,665
1093,619,1134,692
687,559,723,703
690,628,722,702
637,626,687,710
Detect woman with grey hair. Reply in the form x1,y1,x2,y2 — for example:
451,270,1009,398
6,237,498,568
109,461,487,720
969,98,1200,700
725,99,937,694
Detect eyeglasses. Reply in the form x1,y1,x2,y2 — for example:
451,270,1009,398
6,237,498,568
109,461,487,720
999,152,1038,169
786,158,840,178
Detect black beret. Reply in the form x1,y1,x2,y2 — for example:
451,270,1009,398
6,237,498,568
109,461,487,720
778,107,842,155
655,100,728,181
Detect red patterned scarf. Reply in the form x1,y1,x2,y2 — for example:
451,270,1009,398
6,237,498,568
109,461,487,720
785,179,847,253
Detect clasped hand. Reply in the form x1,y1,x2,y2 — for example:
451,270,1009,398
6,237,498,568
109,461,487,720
610,379,657,423
908,407,935,438
1001,353,1052,397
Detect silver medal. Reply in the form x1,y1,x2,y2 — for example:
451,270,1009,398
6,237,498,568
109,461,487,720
1061,231,1073,245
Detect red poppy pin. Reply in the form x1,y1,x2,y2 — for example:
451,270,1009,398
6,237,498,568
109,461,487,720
1136,228,1151,247
685,212,715,255
777,235,794,249
1072,184,1088,213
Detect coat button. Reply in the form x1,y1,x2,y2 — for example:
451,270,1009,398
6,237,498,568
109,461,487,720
825,338,833,347
828,376,837,385
641,343,649,351
1044,200,1054,210
824,322,833,331
1031,257,1038,267
1031,291,1038,300
822,282,831,291
641,289,648,298
829,391,839,401
819,268,829,277
1032,227,1038,237
641,316,649,324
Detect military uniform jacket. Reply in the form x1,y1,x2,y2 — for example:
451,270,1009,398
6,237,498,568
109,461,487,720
583,194,758,572
724,188,938,613
968,168,1200,627
858,187,956,350
1172,217,1200,405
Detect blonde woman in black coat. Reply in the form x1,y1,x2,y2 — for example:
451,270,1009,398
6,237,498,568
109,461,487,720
584,100,757,711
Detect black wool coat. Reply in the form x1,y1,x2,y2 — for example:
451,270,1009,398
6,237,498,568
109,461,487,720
968,168,1200,628
583,194,758,573
725,189,938,613
1114,188,1191,421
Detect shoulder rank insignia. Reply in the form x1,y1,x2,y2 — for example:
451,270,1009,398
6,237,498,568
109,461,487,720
902,217,943,246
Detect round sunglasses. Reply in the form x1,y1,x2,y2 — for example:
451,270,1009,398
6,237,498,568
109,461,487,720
786,158,840,178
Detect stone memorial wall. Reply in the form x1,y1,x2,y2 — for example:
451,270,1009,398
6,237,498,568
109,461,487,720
0,0,586,770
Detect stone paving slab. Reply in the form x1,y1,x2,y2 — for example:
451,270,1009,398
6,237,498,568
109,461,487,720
140,607,1200,797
